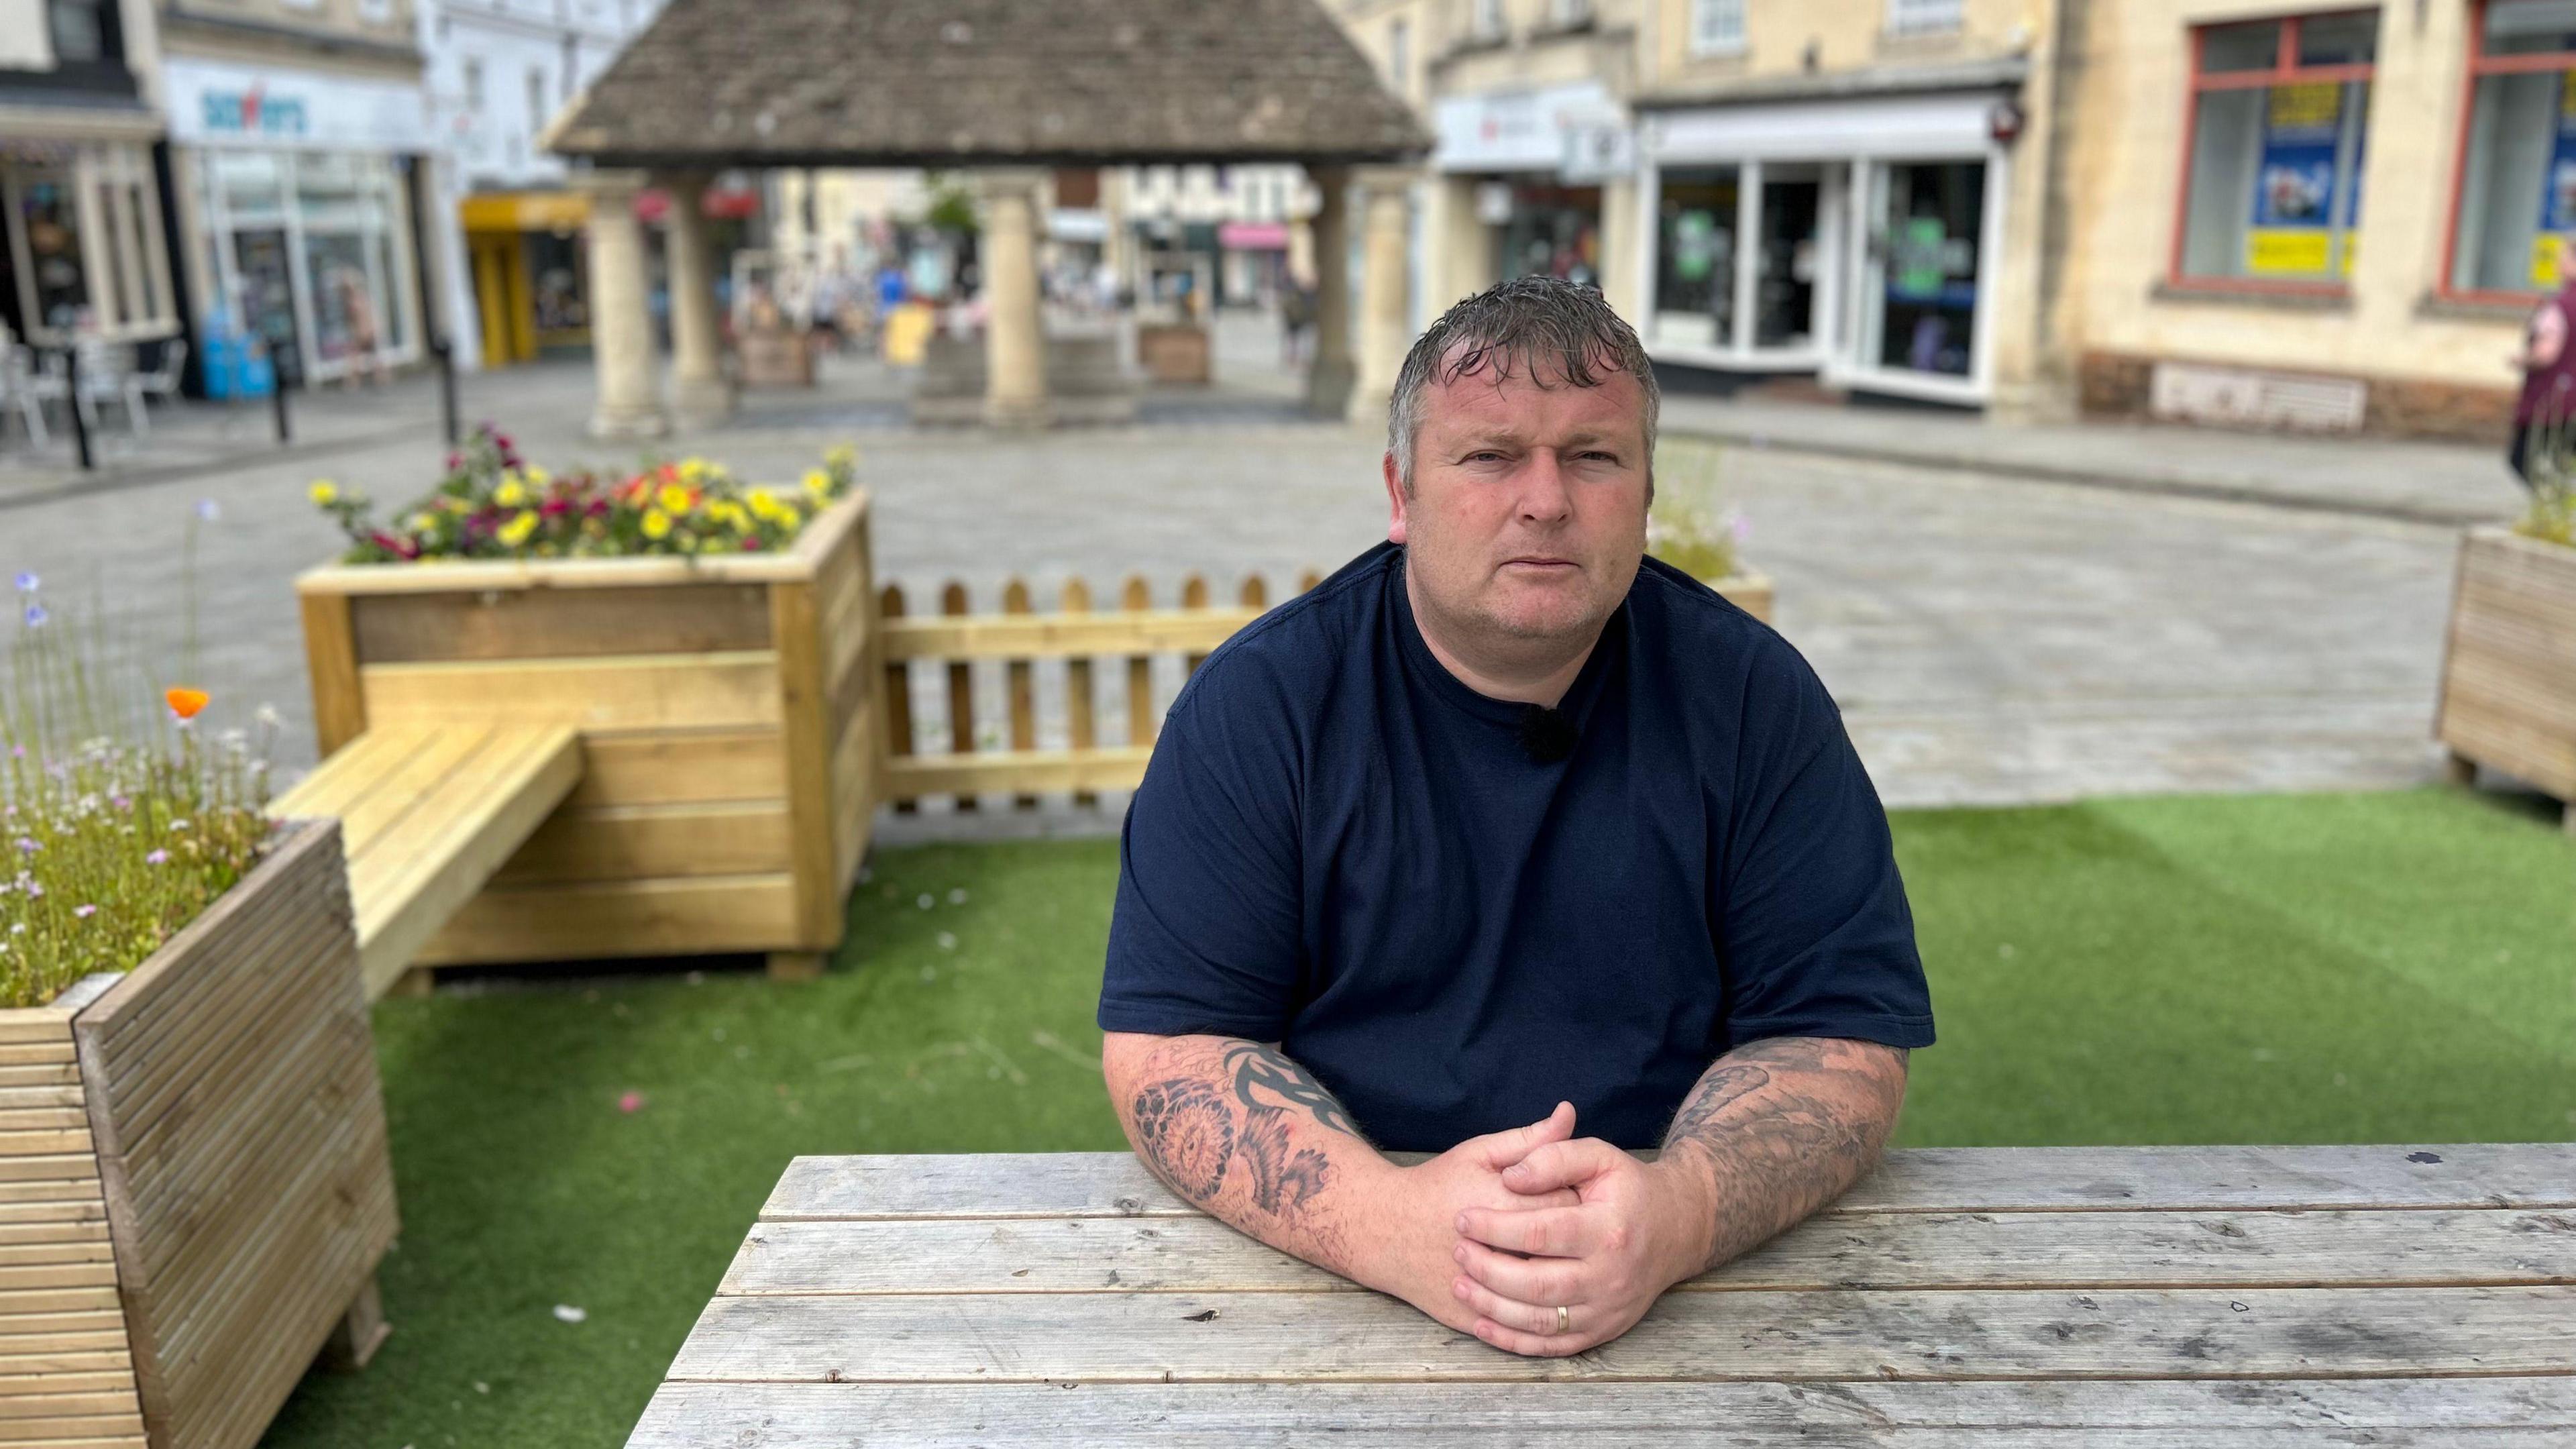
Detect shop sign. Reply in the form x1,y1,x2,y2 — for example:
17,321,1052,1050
2244,82,2355,279
1434,80,1622,179
164,56,429,153
1560,121,1633,184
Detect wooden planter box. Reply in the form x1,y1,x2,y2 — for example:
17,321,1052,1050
1136,323,1211,385
3,818,398,1448
737,329,816,388
2436,527,2576,831
291,494,879,975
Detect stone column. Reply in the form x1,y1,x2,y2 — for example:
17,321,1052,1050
576,168,667,439
977,168,1051,429
1304,165,1354,419
1349,166,1417,426
659,170,736,427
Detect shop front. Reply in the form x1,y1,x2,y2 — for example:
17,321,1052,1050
1638,85,2017,406
1432,80,1625,297
462,190,590,366
1,131,178,348
163,55,428,386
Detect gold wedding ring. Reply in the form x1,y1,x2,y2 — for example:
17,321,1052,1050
1556,1305,1570,1334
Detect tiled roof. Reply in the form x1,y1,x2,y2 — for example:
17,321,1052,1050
549,0,1430,168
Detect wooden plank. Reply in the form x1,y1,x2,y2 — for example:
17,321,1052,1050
323,724,496,859
941,584,977,813
299,587,366,756
759,1146,2576,1222
344,724,584,998
771,579,842,951
0,1048,70,1071
415,873,802,966
0,1017,75,1049
570,729,787,808
828,705,875,891
881,606,1263,663
629,1377,2576,1448
880,586,916,816
359,651,782,733
668,1284,2576,1383
885,749,1153,804
1181,574,1212,676
492,801,792,885
1003,582,1038,810
1063,579,1099,809
1124,577,1157,749
721,1207,2576,1298
350,582,772,663
262,726,427,826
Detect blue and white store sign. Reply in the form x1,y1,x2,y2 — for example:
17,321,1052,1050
163,56,428,153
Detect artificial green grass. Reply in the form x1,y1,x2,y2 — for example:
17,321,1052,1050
258,788,2575,1447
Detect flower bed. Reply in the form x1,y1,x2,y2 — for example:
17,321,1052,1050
2,592,396,1446
294,441,878,978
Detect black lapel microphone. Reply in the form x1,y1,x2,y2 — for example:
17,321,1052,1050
1517,704,1578,764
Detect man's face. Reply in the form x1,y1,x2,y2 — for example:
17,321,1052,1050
1385,354,1651,653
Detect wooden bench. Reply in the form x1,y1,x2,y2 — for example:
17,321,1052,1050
266,721,584,1000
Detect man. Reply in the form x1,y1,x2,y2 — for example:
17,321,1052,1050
2512,232,2576,489
1097,276,1931,1358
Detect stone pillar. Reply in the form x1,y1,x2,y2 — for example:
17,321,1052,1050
1429,174,1493,315
659,170,736,427
977,168,1051,429
1305,166,1354,419
1350,166,1417,426
1597,174,1642,326
576,169,667,439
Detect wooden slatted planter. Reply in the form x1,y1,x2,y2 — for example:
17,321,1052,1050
292,492,878,981
2435,527,2576,834
0,818,397,1449
878,568,1778,810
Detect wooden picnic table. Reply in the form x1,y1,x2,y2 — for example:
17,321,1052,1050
629,1144,2576,1446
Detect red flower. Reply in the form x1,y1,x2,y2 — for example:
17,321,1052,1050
368,531,420,560
740,536,764,551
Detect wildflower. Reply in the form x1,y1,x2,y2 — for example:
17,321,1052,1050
498,511,540,547
256,704,281,729
494,475,528,508
13,838,36,855
308,480,339,506
11,572,35,593
657,482,692,515
169,818,190,832
145,849,168,865
73,904,95,920
21,603,44,629
196,498,221,521
824,443,857,471
642,508,672,540
802,469,830,498
164,688,209,721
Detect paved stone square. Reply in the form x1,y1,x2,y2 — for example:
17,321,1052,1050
0,352,2465,819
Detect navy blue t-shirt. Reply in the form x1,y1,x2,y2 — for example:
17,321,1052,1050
1097,543,1933,1152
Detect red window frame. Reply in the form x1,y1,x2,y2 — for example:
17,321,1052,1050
2167,9,2379,298
2439,0,2576,303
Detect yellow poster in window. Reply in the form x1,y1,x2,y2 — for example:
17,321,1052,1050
2245,81,2349,278
2531,73,2576,288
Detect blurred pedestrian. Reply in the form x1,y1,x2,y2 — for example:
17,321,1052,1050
2511,231,2576,490
1279,278,1314,366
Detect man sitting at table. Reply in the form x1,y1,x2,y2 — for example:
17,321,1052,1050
1096,276,1933,1358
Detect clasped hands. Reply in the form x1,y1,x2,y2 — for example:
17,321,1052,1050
1361,1101,1717,1358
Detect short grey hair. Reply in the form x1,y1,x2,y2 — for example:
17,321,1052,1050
1387,275,1660,494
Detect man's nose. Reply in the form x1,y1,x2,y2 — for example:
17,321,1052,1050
1517,451,1574,523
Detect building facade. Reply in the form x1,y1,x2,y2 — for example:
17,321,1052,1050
158,0,433,388
419,0,668,370
0,0,180,350
2058,0,2554,438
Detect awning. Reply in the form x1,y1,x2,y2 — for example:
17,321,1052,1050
461,191,590,233
1218,221,1290,250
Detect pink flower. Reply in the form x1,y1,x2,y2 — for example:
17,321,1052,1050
73,904,96,919
617,1091,645,1114
145,849,168,865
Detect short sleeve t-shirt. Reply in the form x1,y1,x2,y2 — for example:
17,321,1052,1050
1097,543,1933,1153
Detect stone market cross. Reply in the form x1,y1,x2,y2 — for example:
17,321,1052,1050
545,0,1431,433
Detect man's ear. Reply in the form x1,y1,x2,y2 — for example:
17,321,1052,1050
1383,450,1409,545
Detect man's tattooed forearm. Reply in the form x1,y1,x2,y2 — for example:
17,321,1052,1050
1224,1042,1359,1136
1128,1042,1357,1219
1659,1038,1908,1272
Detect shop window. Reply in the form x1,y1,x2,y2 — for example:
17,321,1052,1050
2449,0,2576,295
46,0,113,65
2174,12,2376,289
12,170,89,332
1389,18,1409,90
1650,168,1739,350
1888,0,1964,36
1690,0,1746,56
1473,0,1505,42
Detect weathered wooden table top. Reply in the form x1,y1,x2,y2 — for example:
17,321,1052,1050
628,1144,2576,1446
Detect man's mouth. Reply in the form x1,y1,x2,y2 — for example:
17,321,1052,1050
1501,557,1578,572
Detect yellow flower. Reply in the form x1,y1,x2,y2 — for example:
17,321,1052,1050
498,511,539,547
494,475,528,508
658,482,693,515
745,486,782,521
824,444,857,472
407,512,438,533
307,480,339,506
642,508,672,540
801,469,830,498
678,458,710,484
525,465,551,487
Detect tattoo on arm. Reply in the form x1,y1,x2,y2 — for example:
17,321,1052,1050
1128,1040,1360,1220
1658,1036,1909,1272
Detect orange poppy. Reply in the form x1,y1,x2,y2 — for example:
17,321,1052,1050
164,687,209,720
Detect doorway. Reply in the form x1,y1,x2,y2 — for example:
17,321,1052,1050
1754,167,1823,353
1844,158,1992,400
